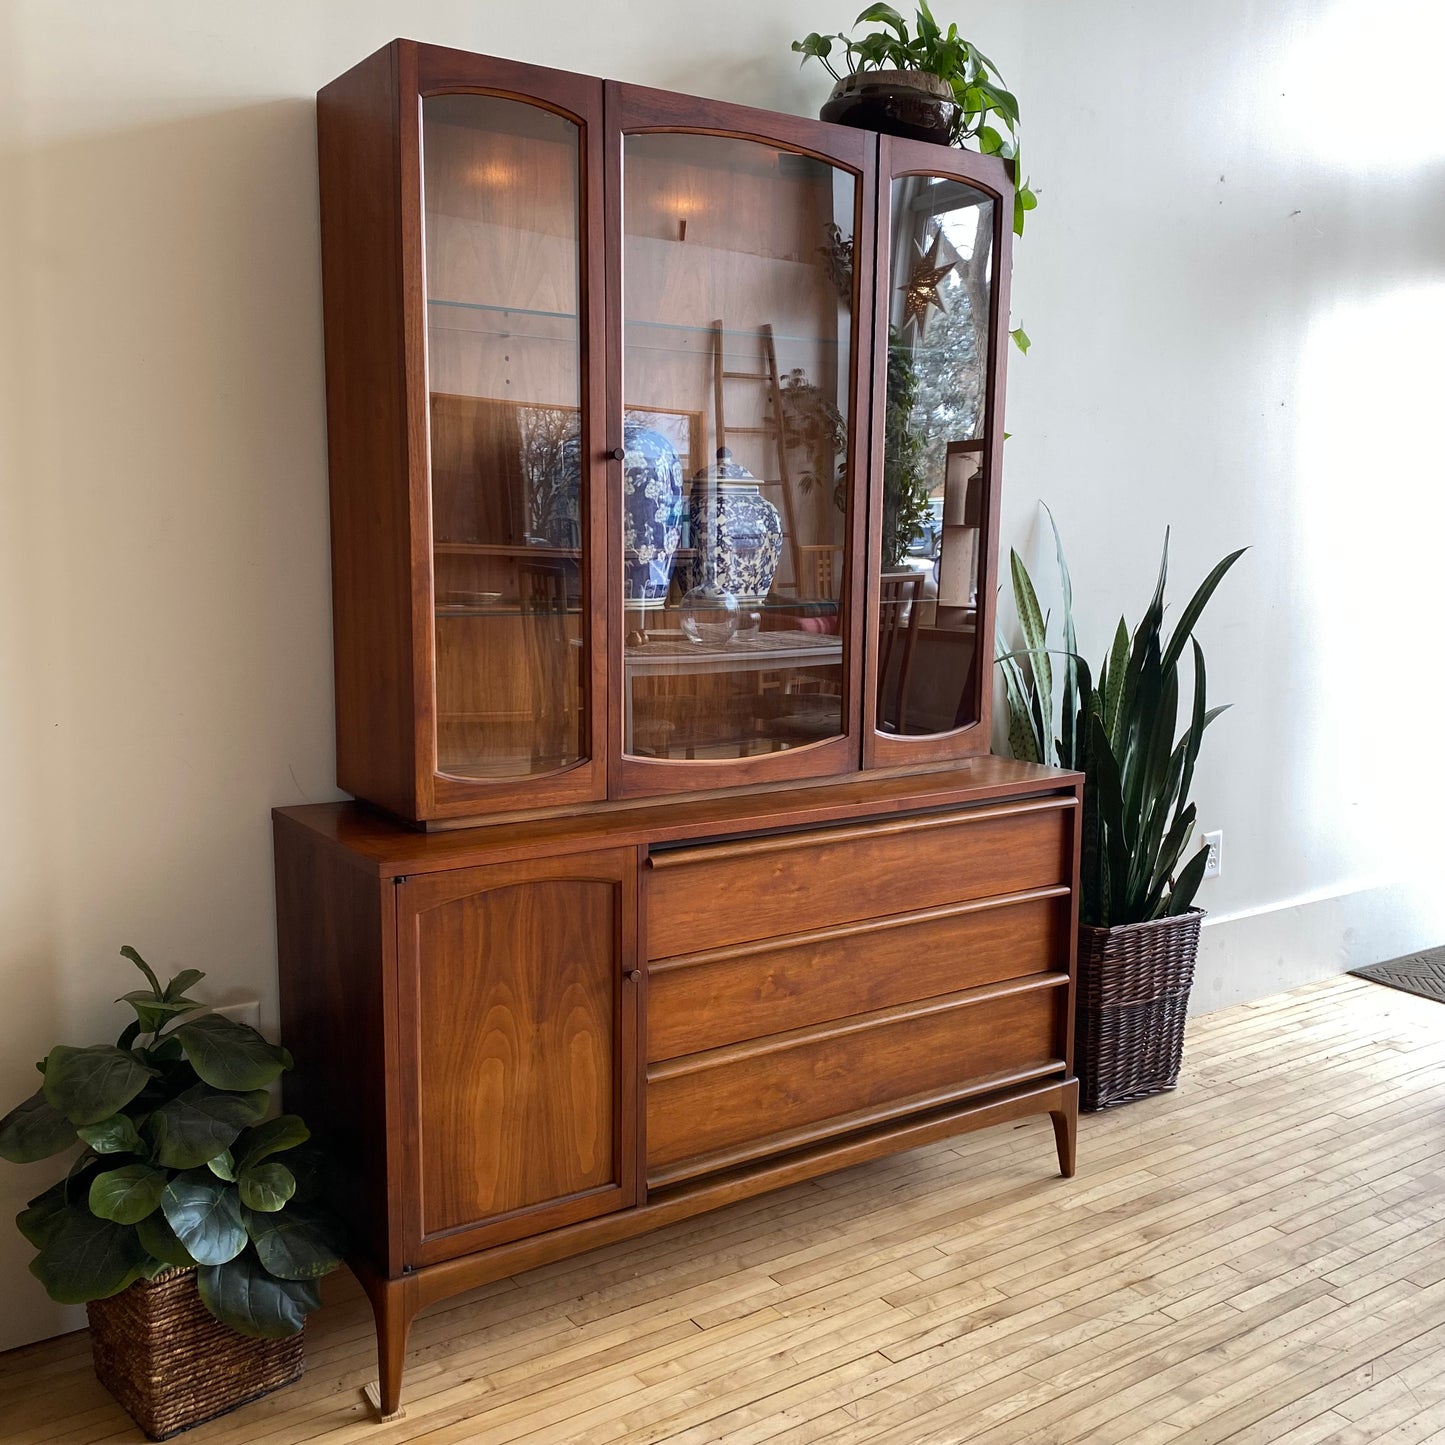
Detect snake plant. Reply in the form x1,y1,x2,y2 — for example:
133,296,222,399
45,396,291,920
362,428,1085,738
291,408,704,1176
998,513,1245,927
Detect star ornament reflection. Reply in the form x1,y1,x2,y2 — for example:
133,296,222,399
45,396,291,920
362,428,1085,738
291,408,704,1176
901,229,956,337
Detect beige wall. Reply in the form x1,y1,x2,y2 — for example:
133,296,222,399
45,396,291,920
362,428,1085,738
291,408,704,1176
2,0,1439,1349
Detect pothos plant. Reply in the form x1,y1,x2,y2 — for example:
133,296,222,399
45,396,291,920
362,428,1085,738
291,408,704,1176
779,368,847,513
0,947,340,1338
793,1,1038,236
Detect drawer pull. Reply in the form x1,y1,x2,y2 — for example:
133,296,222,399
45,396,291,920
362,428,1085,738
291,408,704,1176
646,795,1075,869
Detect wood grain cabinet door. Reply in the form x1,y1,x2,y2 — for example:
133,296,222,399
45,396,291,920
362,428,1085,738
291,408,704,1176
396,849,639,1265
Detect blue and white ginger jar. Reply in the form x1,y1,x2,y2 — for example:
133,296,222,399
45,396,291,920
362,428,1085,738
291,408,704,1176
620,421,684,609
677,449,783,606
552,420,684,610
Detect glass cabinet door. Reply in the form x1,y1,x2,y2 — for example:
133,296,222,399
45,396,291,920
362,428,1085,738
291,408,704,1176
611,92,871,794
420,81,605,809
866,141,1011,766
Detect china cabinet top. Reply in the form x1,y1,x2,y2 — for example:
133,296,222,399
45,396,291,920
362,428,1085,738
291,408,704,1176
317,40,1014,823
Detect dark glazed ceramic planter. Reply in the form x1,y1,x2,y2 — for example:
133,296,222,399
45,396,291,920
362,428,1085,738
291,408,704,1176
819,69,957,145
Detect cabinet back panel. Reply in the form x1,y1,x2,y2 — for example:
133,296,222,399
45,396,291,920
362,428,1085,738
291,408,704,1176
414,879,617,1235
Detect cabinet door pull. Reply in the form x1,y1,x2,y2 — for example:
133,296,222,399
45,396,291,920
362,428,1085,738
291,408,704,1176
608,446,626,461
624,968,642,983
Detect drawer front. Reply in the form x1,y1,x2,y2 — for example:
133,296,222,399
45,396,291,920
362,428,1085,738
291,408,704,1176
646,798,1073,958
647,890,1069,1062
646,977,1066,1186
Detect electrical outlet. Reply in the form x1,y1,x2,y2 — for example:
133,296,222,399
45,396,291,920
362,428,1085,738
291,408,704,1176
1202,830,1223,879
213,996,261,1032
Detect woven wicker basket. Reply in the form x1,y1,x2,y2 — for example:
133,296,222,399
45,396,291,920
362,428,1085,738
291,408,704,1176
87,1267,304,1440
1075,908,1204,1112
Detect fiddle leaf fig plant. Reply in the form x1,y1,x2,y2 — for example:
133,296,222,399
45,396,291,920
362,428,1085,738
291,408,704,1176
0,947,340,1338
793,1,1038,234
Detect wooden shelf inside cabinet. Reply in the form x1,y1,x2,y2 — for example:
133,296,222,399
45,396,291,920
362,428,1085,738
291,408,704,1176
433,542,581,558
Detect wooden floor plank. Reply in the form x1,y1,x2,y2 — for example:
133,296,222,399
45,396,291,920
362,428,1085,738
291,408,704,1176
2,974,1443,1444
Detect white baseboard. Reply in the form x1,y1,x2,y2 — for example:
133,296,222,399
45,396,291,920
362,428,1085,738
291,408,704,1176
1190,879,1445,1016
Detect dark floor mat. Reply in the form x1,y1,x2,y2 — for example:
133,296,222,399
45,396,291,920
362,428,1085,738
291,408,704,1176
1350,947,1445,1003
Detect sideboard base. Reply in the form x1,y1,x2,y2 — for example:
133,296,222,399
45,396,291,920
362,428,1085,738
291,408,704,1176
354,1074,1078,1419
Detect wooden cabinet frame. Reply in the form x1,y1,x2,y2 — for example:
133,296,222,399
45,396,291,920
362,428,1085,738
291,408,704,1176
299,39,1069,1427
320,42,611,822
603,83,876,797
863,136,1014,768
319,43,1018,825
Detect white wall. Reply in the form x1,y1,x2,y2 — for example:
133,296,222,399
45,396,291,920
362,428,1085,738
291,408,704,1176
1,0,1439,1349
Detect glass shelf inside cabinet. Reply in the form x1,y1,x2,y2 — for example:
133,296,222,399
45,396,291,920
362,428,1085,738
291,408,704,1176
428,299,843,355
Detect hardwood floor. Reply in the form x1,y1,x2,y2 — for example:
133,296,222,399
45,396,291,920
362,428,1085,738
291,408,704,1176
5,974,1445,1444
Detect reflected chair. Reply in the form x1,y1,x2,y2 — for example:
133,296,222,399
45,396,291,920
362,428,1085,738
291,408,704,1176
877,572,924,734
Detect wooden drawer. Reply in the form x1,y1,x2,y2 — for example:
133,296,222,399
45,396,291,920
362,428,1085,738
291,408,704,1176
647,889,1069,1062
645,797,1074,958
646,975,1067,1187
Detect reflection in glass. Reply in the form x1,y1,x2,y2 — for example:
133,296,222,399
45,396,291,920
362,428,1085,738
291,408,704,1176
621,133,856,760
422,95,587,780
877,175,994,737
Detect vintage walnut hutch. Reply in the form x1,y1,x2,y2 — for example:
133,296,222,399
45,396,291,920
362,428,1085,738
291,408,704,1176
274,37,1081,1417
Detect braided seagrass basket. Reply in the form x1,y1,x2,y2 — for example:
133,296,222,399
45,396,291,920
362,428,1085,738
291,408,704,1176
87,1267,304,1440
1075,909,1204,1111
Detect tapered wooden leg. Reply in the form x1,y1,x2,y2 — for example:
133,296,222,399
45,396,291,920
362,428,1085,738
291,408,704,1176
1051,1078,1079,1178
360,1274,416,1421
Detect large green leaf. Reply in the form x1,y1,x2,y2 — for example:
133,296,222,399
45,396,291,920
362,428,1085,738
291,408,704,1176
163,969,206,1002
17,1181,73,1248
148,1083,268,1171
1087,713,1130,928
76,1112,143,1156
1010,550,1053,761
173,1014,292,1092
1175,638,1209,821
1143,801,1197,918
135,1209,197,1269
90,1164,168,1225
1127,665,1179,910
854,2,909,37
161,1171,247,1266
1166,846,1210,916
1161,548,1247,673
995,630,1042,764
0,1088,78,1163
29,1210,148,1304
197,1250,319,1339
238,1163,296,1214
245,1208,341,1281
1102,617,1129,742
1044,506,1080,769
117,990,202,1036
42,1046,152,1128
232,1115,309,1172
119,945,163,998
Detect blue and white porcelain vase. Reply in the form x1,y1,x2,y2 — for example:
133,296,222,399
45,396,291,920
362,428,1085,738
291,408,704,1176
677,449,784,606
552,420,684,610
620,421,685,609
